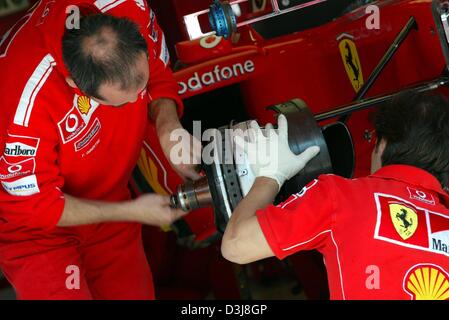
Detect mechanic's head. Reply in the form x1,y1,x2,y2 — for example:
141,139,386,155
62,14,149,106
372,92,449,188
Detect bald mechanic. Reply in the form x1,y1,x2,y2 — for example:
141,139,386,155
223,93,449,299
0,0,201,299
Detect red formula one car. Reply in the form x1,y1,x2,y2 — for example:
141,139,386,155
131,0,449,299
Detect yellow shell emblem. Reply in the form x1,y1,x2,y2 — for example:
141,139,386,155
404,265,449,300
77,96,91,115
389,203,418,240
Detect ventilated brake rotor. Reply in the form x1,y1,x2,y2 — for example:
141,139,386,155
171,99,354,232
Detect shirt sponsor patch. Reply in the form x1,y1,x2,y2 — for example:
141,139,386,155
77,95,92,115
58,106,85,143
58,95,99,144
75,118,101,152
148,9,158,43
389,202,418,240
159,34,169,66
76,94,99,123
3,133,39,157
375,193,449,257
0,157,35,181
407,186,435,205
1,174,40,196
403,264,449,300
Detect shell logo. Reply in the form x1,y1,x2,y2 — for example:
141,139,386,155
77,96,91,115
404,264,449,300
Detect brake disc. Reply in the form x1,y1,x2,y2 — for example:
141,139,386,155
171,99,354,232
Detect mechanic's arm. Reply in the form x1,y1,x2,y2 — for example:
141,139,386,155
150,98,178,132
221,115,320,264
144,8,202,181
150,98,182,142
222,177,279,264
57,193,185,227
150,98,202,180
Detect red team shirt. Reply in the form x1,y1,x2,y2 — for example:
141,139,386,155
0,0,182,240
257,165,449,299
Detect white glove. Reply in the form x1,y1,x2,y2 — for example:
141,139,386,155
234,114,320,190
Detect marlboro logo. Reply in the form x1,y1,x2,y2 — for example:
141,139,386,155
3,133,40,158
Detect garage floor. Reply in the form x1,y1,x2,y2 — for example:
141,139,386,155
0,272,305,300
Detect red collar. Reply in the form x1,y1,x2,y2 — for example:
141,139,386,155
370,165,449,204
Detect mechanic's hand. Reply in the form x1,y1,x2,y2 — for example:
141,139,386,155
158,123,202,181
132,193,186,227
234,114,320,190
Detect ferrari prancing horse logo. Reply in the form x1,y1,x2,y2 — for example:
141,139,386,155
389,203,418,240
338,36,364,92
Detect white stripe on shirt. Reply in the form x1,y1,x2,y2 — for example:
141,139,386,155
14,54,56,127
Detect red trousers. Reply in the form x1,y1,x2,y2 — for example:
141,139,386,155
0,222,154,300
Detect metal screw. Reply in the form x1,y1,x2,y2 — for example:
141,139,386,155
364,129,374,143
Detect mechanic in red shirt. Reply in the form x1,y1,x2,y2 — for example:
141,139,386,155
0,0,201,299
222,93,449,299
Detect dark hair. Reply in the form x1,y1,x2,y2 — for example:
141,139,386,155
62,14,148,99
375,92,449,188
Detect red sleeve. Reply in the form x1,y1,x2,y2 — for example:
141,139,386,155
101,0,184,117
145,7,184,117
256,175,337,260
0,106,65,231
